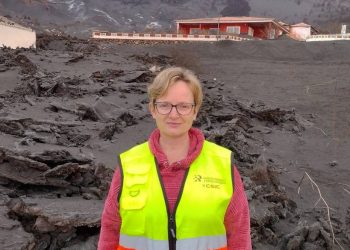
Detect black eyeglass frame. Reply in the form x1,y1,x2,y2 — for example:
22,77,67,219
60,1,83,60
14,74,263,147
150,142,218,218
154,101,196,115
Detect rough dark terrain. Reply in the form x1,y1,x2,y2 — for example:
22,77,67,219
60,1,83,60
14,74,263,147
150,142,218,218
0,35,350,249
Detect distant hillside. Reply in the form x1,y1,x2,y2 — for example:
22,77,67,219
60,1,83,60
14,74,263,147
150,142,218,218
0,0,349,37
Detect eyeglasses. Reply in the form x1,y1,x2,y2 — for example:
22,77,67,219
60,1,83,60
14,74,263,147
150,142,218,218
154,102,195,115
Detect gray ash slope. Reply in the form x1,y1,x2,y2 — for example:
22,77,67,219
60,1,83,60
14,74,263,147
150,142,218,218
0,37,350,249
1,0,350,36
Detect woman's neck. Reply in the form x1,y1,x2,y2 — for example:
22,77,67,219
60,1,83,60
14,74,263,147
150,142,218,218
159,133,190,164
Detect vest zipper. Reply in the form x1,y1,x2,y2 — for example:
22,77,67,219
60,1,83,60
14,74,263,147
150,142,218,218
154,158,191,250
169,214,176,250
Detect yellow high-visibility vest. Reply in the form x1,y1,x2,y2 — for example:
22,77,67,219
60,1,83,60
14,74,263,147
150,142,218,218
118,140,233,250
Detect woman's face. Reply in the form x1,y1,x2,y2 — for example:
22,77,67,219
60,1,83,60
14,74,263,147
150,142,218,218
150,80,198,138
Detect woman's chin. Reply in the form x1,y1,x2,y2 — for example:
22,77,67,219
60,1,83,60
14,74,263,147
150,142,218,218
162,128,187,138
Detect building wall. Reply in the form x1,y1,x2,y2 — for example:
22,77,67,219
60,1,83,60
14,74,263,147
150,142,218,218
179,23,250,35
178,22,279,39
290,26,311,40
0,24,36,49
179,24,200,35
218,23,250,34
92,31,250,42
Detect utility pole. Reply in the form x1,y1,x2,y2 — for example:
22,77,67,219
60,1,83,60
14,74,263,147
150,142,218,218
217,16,221,40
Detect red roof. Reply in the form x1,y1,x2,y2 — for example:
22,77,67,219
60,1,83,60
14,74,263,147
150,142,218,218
176,16,276,24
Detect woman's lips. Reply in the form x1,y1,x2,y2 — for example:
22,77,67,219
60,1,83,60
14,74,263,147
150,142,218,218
167,122,181,128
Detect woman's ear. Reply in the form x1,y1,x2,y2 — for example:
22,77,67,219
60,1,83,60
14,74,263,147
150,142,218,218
193,107,199,120
149,102,156,119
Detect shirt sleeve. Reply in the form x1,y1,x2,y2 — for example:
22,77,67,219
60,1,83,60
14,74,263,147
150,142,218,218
98,166,122,250
225,165,252,250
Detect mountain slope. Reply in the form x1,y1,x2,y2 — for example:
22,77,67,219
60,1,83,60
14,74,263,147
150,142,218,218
0,0,349,36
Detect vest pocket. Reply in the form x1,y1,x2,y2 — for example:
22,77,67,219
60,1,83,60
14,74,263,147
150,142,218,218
121,172,149,210
121,189,147,210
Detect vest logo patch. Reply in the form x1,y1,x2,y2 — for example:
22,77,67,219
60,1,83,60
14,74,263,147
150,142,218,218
194,175,225,189
194,175,202,182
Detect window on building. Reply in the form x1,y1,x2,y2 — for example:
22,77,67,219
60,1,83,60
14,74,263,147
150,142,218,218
190,28,201,35
248,27,254,36
209,28,219,35
226,26,241,34
268,29,276,39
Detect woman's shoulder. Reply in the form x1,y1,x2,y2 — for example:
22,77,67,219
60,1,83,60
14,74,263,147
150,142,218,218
203,140,231,153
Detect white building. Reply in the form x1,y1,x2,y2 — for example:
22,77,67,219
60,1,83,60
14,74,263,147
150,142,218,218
289,22,318,41
0,16,36,49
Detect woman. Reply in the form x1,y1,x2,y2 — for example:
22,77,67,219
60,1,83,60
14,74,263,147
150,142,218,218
98,67,251,250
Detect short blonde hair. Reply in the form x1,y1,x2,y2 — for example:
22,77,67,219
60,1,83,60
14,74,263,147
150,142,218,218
148,67,203,110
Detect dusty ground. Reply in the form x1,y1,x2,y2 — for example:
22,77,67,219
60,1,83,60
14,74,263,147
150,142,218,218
0,36,349,249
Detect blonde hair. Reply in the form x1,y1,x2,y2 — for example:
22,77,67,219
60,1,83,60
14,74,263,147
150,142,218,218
148,67,203,111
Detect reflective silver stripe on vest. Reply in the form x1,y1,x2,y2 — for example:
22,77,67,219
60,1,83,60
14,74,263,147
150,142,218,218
177,235,227,250
120,234,226,250
119,234,169,250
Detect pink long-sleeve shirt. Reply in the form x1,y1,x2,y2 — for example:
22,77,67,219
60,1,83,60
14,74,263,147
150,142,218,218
98,128,252,250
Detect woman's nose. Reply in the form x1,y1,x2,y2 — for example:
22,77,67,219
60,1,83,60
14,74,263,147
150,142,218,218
168,106,180,117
